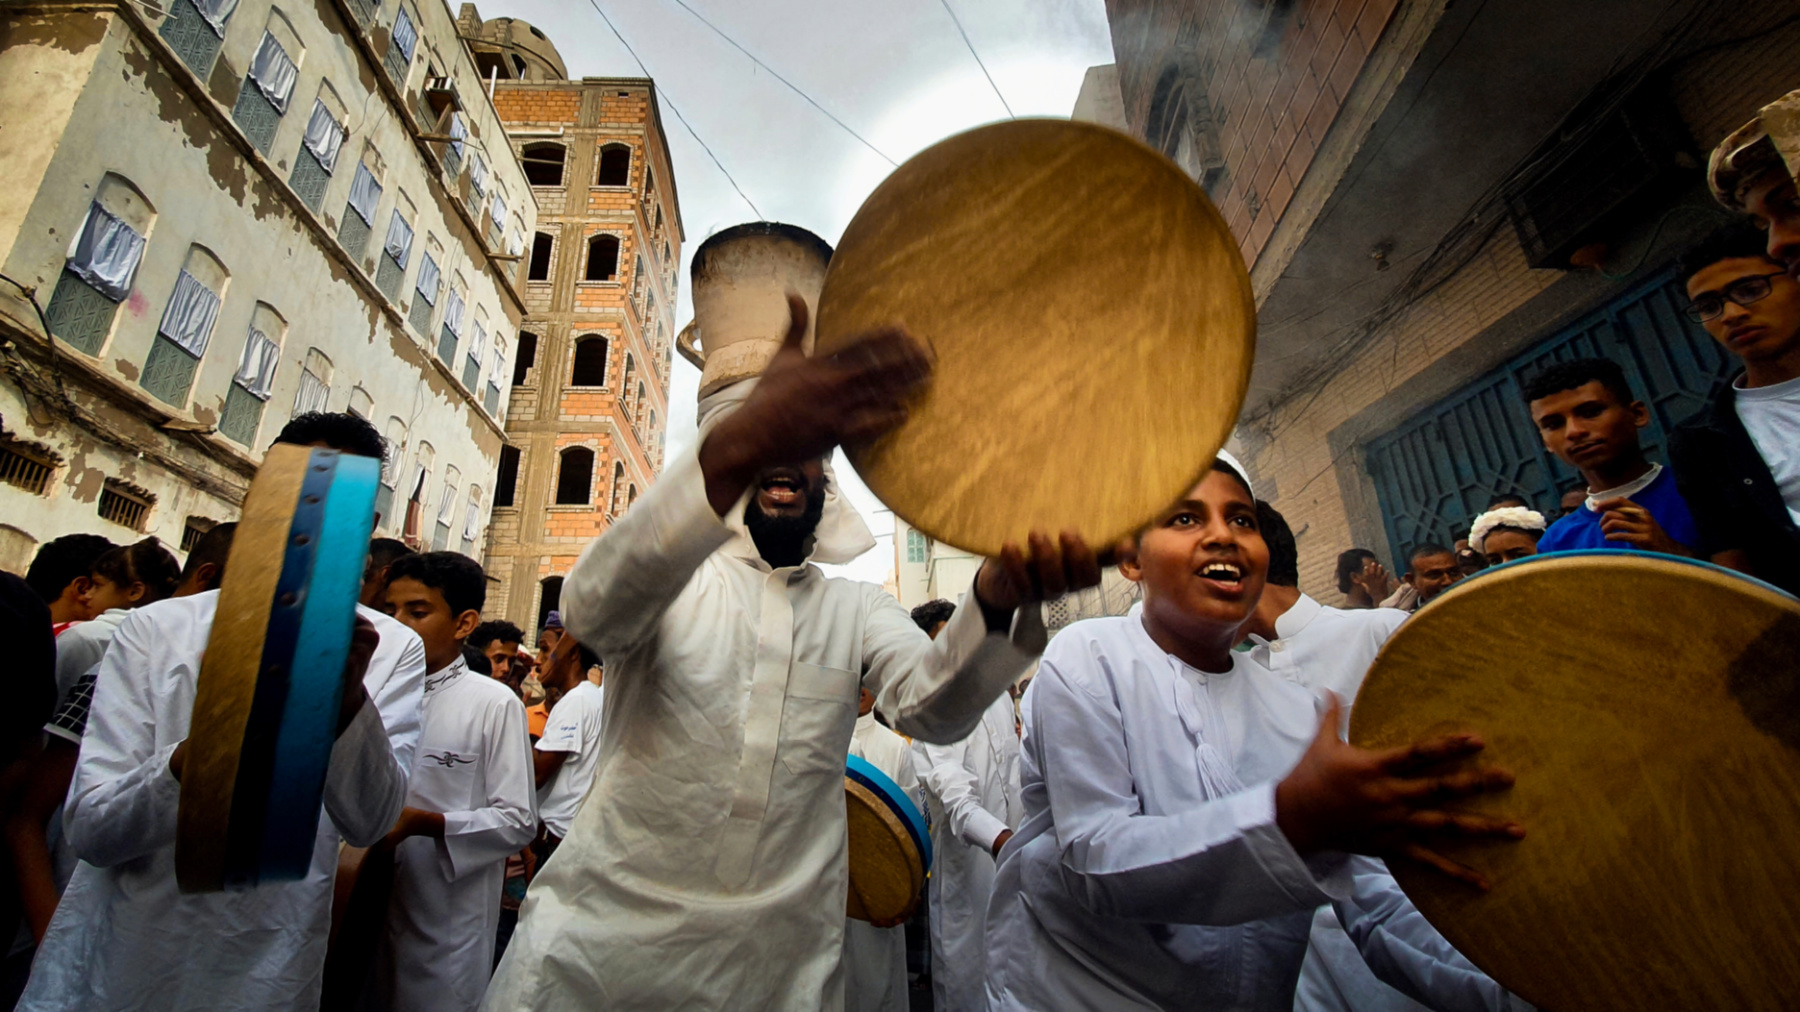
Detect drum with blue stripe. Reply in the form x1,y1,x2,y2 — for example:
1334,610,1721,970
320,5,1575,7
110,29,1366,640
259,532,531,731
177,444,381,893
845,753,931,923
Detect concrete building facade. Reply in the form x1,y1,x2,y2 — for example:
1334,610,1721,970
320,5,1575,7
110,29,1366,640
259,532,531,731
465,8,680,631
1104,0,1800,600
0,0,536,573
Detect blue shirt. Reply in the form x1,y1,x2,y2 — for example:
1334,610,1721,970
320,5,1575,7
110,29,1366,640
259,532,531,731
1537,466,1699,554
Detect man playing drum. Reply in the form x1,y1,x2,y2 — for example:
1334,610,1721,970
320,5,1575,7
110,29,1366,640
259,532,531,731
483,223,1101,1011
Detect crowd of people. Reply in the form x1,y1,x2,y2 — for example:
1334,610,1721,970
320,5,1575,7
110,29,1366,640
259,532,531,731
0,90,1791,1012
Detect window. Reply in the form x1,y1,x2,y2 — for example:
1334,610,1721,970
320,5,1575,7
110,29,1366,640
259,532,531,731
180,515,218,553
494,444,520,507
522,142,565,187
159,0,236,76
597,143,631,186
347,386,373,419
403,440,435,543
375,415,407,529
636,382,646,423
460,485,483,554
340,153,383,258
384,6,418,83
464,312,486,389
611,460,625,512
627,484,637,510
513,331,538,385
570,335,608,386
232,28,299,154
484,333,504,416
906,528,927,564
528,232,553,281
411,245,441,337
585,234,619,282
98,479,152,532
443,112,467,179
220,303,285,446
537,576,562,634
142,247,226,407
294,347,332,415
376,196,415,301
0,438,55,495
556,447,593,505
438,281,465,365
433,465,460,550
291,89,345,212
45,176,152,356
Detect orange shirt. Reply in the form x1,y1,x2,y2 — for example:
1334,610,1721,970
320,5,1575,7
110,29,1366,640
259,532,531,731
527,703,548,740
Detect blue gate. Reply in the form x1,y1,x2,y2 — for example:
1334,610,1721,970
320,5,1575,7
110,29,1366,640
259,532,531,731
1365,268,1736,560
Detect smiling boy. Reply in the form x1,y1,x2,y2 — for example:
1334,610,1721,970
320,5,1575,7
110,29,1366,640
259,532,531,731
1522,358,1698,556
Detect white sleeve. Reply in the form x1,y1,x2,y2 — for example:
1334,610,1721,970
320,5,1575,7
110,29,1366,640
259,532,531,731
1033,655,1347,926
918,735,1008,853
534,693,594,755
889,737,924,812
861,577,1044,747
62,613,182,868
1335,857,1535,1011
321,702,408,847
560,447,733,658
438,695,538,880
363,610,427,777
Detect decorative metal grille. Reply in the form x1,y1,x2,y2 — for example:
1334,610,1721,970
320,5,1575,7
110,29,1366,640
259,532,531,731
159,0,225,76
376,251,406,301
462,355,480,390
432,521,450,552
338,207,372,260
0,443,53,495
45,269,119,356
483,384,500,417
98,482,151,531
343,0,375,26
220,383,265,446
231,79,283,155
140,335,202,407
290,148,332,212
437,324,458,366
383,41,410,85
408,296,433,338
441,146,462,182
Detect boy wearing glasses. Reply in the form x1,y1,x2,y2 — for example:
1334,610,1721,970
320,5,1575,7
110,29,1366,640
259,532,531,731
1668,223,1800,595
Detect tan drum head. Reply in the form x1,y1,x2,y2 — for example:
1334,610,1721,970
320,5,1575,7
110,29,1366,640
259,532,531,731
1349,552,1800,1010
814,119,1255,557
844,778,925,923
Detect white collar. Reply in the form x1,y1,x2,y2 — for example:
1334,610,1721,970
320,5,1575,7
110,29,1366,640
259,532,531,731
1248,592,1321,647
424,654,468,694
1584,463,1661,512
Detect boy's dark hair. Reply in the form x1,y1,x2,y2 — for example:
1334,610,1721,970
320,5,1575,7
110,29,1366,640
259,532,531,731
366,537,414,581
469,620,526,650
24,534,116,603
462,642,493,675
1485,493,1530,511
909,599,955,634
1520,357,1636,408
1408,542,1454,568
1257,502,1299,588
386,551,487,617
1678,220,1778,285
92,538,182,603
180,522,237,582
272,412,387,465
1211,458,1253,500
1335,548,1377,594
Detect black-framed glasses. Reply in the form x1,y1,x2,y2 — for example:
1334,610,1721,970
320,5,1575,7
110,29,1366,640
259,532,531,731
1682,272,1787,322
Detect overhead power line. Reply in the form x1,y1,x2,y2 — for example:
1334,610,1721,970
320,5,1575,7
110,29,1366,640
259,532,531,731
938,0,1014,119
585,0,762,218
663,0,899,167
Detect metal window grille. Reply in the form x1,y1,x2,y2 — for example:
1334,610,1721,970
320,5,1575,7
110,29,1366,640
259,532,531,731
140,334,202,407
905,529,927,564
98,481,152,531
376,251,406,301
338,208,373,260
219,383,266,445
438,324,458,366
45,269,120,356
0,442,53,495
382,37,410,84
408,296,434,338
290,148,332,212
159,0,226,76
483,384,500,416
432,521,450,552
462,353,480,390
231,78,283,154
180,515,217,553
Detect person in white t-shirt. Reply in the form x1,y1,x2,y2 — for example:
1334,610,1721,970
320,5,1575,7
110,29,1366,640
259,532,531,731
533,635,604,856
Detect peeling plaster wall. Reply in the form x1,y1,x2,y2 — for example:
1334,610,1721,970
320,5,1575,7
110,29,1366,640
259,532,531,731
0,2,539,562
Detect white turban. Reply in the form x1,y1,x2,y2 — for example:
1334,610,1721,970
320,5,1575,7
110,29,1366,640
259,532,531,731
1468,506,1547,553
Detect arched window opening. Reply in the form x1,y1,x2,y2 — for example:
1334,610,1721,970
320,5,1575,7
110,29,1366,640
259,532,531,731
585,234,619,282
597,143,631,186
522,142,565,187
556,446,594,505
494,444,521,507
611,460,625,513
528,232,553,281
513,331,538,384
537,575,562,634
570,335,609,386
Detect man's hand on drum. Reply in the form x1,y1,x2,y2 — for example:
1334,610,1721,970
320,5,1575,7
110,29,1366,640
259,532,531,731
1274,694,1523,890
973,531,1106,629
700,293,932,516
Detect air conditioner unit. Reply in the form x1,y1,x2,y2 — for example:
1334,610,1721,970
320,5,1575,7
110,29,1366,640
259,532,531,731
423,76,461,116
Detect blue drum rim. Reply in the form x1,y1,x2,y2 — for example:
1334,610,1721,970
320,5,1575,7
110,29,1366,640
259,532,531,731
1460,548,1799,602
257,451,380,882
847,753,932,872
222,450,336,889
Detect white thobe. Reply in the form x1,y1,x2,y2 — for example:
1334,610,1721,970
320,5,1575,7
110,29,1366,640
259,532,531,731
484,447,1043,1012
916,692,1020,1012
984,607,1523,1012
1247,594,1427,1012
18,591,424,1012
843,712,922,1012
367,657,537,1012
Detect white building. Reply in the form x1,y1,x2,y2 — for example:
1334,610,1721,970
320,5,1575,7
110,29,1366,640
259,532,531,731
0,0,535,571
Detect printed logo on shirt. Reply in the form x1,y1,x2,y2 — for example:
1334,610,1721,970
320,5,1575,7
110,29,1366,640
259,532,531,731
423,751,476,767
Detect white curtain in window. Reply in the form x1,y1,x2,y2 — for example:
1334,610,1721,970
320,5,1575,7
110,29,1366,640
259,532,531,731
391,7,418,61
66,204,147,301
294,367,329,414
248,33,297,114
302,100,344,172
467,319,485,369
233,328,279,399
348,163,381,225
490,190,507,228
415,253,440,304
488,343,505,391
467,153,487,195
192,0,238,36
156,270,221,357
442,287,464,334
447,113,467,159
436,473,459,524
462,494,481,540
383,213,413,266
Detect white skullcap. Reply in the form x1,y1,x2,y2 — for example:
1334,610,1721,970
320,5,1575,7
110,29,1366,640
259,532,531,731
1212,450,1254,501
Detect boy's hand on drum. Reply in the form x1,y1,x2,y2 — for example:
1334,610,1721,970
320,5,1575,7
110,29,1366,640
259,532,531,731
1275,694,1523,890
701,293,932,516
974,531,1104,621
335,617,380,736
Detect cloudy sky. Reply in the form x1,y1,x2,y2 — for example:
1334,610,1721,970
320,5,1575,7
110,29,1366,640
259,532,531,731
488,0,1116,582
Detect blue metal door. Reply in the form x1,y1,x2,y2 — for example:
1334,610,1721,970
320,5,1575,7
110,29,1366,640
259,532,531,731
1365,268,1736,560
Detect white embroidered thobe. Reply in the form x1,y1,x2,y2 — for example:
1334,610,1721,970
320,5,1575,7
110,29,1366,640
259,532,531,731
368,656,536,1012
1247,594,1426,1012
984,607,1523,1012
483,447,1043,1012
19,591,424,1012
843,712,922,1012
916,693,1020,1012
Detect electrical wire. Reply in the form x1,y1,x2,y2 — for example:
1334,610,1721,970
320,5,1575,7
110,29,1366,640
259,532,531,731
585,0,762,218
662,0,898,167
938,0,1014,119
